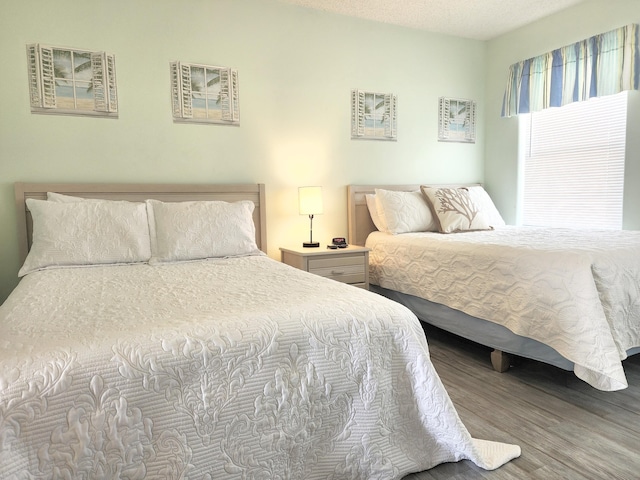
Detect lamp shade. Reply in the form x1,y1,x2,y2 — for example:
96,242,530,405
298,186,323,215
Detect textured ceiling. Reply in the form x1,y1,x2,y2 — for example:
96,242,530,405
277,0,588,40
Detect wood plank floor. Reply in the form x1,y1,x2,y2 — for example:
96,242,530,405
402,324,640,480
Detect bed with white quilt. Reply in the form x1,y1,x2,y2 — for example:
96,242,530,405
348,184,640,392
0,183,519,479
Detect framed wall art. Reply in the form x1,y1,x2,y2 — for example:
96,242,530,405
170,61,239,125
26,44,118,117
351,89,397,140
438,97,476,143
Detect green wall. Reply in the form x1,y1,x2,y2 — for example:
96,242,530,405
2,0,639,304
0,0,486,302
484,0,640,227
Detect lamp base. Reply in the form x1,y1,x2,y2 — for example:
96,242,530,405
302,242,320,248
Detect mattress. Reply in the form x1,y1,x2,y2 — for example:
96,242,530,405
366,226,640,391
0,255,518,478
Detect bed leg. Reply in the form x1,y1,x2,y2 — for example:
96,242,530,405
490,349,511,373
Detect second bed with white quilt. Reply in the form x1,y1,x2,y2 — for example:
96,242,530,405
348,184,640,392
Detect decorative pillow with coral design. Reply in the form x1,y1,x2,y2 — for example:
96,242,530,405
420,186,493,233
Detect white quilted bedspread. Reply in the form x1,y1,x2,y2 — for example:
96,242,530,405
366,227,640,391
0,256,519,479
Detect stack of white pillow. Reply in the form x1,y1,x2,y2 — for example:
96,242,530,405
19,193,262,277
366,185,505,235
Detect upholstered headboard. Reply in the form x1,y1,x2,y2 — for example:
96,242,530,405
347,184,480,246
14,182,267,263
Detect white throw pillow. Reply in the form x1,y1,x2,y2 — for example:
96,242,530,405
466,186,506,227
420,186,493,233
373,189,438,234
146,199,261,264
19,198,152,276
365,194,387,232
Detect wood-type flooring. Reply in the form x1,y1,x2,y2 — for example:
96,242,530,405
403,324,640,480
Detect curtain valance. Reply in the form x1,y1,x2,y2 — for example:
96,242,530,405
501,24,639,117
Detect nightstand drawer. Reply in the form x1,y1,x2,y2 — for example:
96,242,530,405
280,245,370,290
308,255,365,284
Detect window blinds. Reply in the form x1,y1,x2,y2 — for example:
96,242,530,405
520,92,627,229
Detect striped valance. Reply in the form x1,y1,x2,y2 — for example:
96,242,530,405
501,24,639,117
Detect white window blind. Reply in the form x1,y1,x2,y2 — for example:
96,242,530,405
519,92,627,229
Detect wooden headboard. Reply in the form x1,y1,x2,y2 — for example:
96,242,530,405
14,182,267,264
347,184,480,246
347,185,418,246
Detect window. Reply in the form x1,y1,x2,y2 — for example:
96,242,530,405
170,62,239,125
27,44,118,117
519,92,627,229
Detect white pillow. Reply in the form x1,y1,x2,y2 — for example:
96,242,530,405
19,199,152,276
47,192,102,203
373,189,438,234
420,186,492,233
466,186,506,227
47,191,148,207
146,199,261,264
365,194,387,232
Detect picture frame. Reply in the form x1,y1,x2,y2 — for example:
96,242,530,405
26,44,118,117
170,61,240,125
438,97,476,143
351,89,397,140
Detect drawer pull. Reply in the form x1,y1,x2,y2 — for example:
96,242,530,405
331,270,345,275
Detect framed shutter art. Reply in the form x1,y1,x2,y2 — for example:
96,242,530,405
351,89,397,140
170,61,239,125
26,44,118,117
438,97,476,143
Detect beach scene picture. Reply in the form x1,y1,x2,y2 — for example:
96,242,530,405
52,48,94,111
448,99,468,133
438,97,476,143
171,61,239,125
363,92,386,137
351,89,397,140
27,43,117,117
190,66,223,120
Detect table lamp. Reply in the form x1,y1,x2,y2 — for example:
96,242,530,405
298,186,323,247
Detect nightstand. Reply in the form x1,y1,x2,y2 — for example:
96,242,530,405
280,244,370,289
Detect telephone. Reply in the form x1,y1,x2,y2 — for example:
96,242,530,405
327,237,348,249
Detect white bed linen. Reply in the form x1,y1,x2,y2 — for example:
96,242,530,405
366,227,640,391
0,256,518,479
